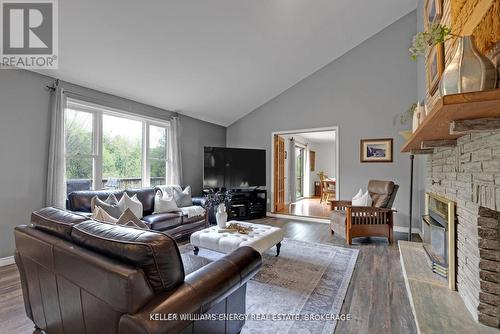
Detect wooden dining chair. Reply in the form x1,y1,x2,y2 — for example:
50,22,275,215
322,179,336,203
319,174,335,203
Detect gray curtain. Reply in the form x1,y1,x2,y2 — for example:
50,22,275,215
288,138,296,203
167,115,183,185
46,84,67,208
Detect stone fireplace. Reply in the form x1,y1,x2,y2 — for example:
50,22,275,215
427,130,500,328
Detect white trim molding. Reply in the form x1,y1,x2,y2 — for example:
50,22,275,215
270,125,340,214
0,256,15,267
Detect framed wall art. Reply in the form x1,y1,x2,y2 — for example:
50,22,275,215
424,0,443,29
426,43,445,96
360,138,393,163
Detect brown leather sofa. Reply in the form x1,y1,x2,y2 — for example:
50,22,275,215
15,207,262,334
330,180,399,244
67,187,207,240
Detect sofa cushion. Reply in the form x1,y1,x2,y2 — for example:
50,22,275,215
142,212,183,231
116,208,149,229
182,214,206,224
31,207,88,241
68,190,124,213
154,189,179,214
173,186,193,207
368,180,395,208
118,193,144,219
125,188,156,216
92,206,118,224
92,194,123,218
71,221,185,293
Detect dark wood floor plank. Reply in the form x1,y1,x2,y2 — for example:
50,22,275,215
0,217,418,334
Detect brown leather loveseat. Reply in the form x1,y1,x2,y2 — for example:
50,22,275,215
14,207,262,334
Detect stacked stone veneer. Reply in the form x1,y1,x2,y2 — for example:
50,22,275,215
427,131,500,328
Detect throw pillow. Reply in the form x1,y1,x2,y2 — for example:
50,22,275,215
173,186,192,207
92,206,118,224
91,194,122,218
116,208,149,229
154,190,179,213
118,192,144,219
352,188,363,201
352,190,373,206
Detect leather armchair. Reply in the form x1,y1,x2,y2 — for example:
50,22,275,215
330,180,399,245
15,207,261,334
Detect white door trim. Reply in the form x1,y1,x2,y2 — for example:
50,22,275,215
270,125,340,215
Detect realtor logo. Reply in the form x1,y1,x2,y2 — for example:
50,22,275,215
1,0,58,69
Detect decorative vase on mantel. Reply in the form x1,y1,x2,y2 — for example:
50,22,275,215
216,203,228,229
440,35,497,96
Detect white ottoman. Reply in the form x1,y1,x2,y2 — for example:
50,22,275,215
190,221,284,256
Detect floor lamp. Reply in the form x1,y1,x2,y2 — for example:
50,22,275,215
408,154,414,241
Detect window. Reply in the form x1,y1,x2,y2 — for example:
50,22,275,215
102,114,143,189
148,124,168,187
64,99,170,193
65,108,95,192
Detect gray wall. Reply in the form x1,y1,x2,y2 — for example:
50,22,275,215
0,70,225,258
227,11,422,230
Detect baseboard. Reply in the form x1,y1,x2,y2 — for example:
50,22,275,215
394,226,422,236
0,256,15,267
266,212,330,224
266,213,422,234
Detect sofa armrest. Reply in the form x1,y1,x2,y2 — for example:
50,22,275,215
192,196,206,207
330,200,352,211
119,246,262,334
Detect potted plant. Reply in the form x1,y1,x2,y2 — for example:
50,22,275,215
399,103,417,140
409,23,453,60
204,189,232,228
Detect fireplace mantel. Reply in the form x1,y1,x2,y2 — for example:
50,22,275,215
401,89,500,152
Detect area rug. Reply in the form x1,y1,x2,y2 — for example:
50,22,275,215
179,238,359,334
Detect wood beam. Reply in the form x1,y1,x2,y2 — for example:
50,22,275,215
450,117,500,134
421,139,457,149
454,0,494,36
410,149,434,155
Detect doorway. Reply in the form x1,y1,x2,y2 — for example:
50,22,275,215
271,127,339,220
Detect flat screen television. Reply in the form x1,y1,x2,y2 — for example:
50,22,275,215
203,147,266,188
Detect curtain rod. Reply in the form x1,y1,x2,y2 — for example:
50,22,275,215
45,79,179,118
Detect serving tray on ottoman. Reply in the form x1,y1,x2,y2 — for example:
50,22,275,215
190,221,284,256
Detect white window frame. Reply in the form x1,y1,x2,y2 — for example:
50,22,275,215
64,98,170,190
143,120,170,187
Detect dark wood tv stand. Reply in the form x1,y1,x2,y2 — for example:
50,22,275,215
203,188,267,223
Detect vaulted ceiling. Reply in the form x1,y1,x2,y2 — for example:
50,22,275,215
40,0,416,126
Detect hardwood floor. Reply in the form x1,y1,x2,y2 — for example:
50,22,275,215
274,197,332,219
0,217,418,334
0,263,34,334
